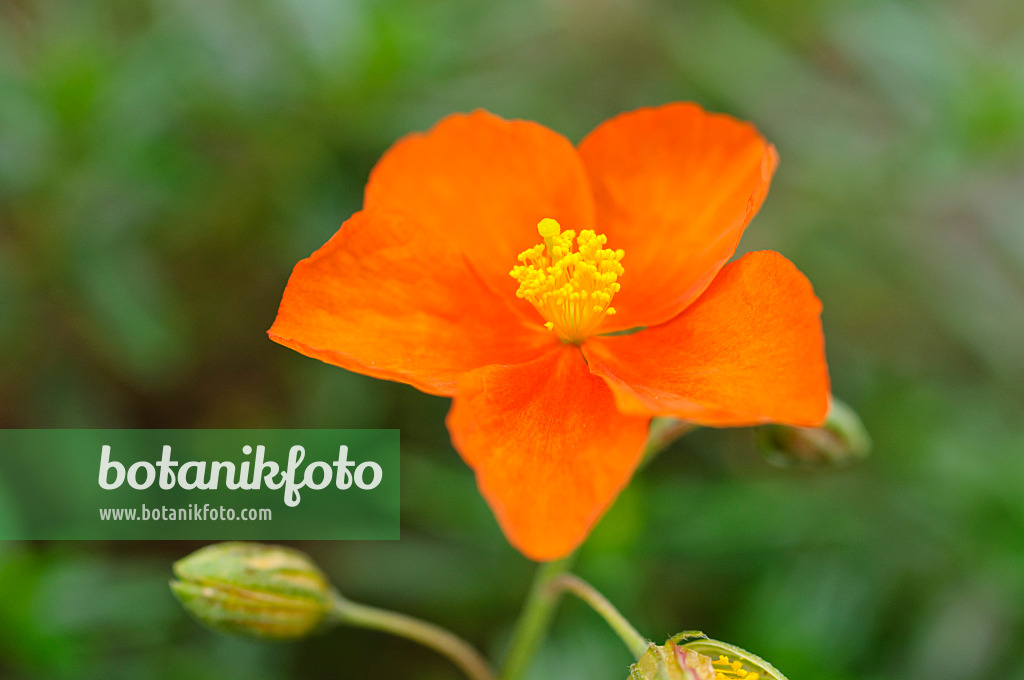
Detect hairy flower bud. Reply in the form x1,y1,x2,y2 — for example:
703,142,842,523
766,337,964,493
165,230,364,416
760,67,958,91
170,542,333,640
630,633,788,680
759,398,870,468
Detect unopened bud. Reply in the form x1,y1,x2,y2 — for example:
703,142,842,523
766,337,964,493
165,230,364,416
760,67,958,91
170,542,333,640
630,633,787,680
631,641,716,680
759,398,870,468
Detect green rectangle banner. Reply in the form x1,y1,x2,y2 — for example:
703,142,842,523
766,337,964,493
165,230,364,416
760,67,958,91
0,429,400,539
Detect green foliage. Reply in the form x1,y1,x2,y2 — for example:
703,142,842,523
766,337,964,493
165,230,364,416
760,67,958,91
2,0,1024,678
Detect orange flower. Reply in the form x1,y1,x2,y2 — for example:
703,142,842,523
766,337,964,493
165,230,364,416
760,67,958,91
269,104,830,561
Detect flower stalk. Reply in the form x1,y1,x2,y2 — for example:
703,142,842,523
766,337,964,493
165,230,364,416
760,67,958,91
330,593,496,680
499,555,575,680
548,573,648,660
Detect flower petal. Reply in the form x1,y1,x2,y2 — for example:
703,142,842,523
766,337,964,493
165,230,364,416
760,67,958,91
365,110,595,313
446,345,650,561
583,251,829,426
269,210,557,396
577,103,779,332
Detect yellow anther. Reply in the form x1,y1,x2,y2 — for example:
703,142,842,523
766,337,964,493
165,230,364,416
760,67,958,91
709,654,758,680
509,218,624,343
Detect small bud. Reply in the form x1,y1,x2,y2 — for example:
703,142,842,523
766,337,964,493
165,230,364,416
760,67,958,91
170,542,333,641
630,633,788,680
758,398,870,468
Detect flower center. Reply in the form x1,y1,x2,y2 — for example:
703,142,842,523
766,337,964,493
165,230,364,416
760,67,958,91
712,654,760,680
510,218,624,343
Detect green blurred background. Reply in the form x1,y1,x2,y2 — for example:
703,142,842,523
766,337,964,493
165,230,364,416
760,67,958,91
2,0,1023,678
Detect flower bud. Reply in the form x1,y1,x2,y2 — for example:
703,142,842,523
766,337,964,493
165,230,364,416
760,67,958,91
630,633,788,680
170,542,333,640
758,398,870,468
630,642,716,680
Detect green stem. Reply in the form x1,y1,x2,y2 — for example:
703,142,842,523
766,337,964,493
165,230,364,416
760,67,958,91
550,574,648,659
331,593,496,680
499,555,575,680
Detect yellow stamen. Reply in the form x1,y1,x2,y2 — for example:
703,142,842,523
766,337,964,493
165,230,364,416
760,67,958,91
712,654,759,680
510,218,624,343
